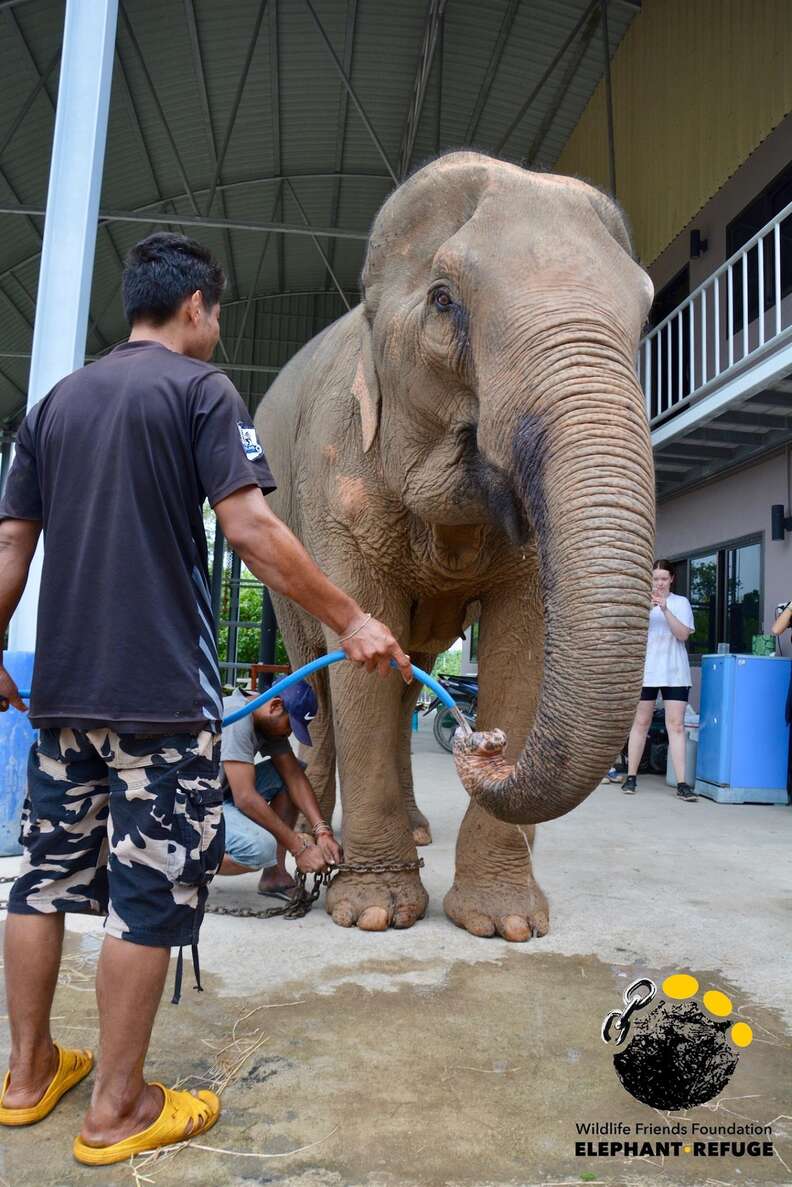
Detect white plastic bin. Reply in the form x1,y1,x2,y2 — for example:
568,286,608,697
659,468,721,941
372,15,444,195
666,725,699,787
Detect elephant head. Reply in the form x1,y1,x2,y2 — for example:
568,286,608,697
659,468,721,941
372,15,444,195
354,151,655,825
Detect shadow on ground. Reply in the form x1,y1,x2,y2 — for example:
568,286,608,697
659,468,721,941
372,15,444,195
0,928,789,1187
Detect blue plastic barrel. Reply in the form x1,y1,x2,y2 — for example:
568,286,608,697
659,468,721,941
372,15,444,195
0,651,35,856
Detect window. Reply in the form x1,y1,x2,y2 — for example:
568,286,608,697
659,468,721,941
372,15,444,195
727,160,792,331
688,552,718,658
672,537,762,662
469,620,480,662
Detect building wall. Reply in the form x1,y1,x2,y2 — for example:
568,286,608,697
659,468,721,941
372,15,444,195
648,110,792,297
555,0,792,265
655,448,792,706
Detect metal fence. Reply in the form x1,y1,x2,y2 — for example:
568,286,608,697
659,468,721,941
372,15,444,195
640,199,792,427
209,522,280,690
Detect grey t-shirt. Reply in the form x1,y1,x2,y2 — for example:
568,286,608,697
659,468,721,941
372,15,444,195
220,689,291,798
0,340,276,733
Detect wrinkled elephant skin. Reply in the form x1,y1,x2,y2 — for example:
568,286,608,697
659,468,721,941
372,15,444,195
256,152,655,941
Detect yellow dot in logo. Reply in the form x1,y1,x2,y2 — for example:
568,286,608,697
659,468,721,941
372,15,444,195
662,973,699,999
703,989,733,1017
684,1146,692,1153
730,1022,753,1047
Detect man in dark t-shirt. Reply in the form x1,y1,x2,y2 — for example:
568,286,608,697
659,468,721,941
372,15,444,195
0,233,411,1164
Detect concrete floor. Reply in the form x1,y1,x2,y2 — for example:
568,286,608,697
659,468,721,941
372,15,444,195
0,717,791,1186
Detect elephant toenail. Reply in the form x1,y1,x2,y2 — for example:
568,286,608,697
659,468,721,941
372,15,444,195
498,915,531,942
358,906,389,931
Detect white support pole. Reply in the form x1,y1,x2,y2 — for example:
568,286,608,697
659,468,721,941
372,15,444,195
9,0,118,653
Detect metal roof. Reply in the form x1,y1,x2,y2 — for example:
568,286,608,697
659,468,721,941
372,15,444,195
0,0,640,427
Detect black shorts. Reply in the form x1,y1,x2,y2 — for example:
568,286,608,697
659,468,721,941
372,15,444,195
640,686,690,702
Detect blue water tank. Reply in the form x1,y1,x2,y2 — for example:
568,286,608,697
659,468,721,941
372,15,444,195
0,651,35,856
696,654,791,804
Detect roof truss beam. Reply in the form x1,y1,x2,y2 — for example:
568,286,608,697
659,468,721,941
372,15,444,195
465,0,520,143
118,5,200,216
183,0,240,302
0,44,60,165
325,0,359,294
286,180,351,310
304,0,397,184
0,204,369,240
525,3,601,165
495,0,598,155
205,0,269,216
398,0,447,179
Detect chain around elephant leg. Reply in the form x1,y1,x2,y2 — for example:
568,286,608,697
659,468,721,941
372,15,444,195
326,860,428,930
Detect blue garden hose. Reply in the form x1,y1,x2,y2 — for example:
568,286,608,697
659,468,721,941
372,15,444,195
16,650,473,734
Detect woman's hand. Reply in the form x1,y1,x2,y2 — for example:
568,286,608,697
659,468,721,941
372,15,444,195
651,592,668,610
771,601,792,636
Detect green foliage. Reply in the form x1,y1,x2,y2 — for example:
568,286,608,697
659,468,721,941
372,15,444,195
432,648,461,677
580,1175,599,1183
217,583,263,667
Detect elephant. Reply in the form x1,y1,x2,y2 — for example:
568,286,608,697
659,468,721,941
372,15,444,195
255,151,655,942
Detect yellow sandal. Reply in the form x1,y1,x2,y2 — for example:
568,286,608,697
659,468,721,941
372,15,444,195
0,1044,93,1126
72,1082,220,1166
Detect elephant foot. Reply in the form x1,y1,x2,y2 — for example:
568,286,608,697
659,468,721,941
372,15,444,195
443,876,549,943
326,868,428,931
408,810,432,847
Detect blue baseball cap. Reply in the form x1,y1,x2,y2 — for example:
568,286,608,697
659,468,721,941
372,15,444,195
279,679,317,746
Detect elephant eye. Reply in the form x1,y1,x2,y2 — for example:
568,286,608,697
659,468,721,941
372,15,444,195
431,286,454,311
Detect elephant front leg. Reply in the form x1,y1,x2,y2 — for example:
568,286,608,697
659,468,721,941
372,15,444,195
444,805,549,941
326,651,428,931
444,581,550,942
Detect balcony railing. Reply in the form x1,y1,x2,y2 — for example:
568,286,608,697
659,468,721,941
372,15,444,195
640,199,792,428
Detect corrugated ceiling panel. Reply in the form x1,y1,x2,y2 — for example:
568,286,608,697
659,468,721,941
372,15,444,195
0,0,641,424
556,0,792,264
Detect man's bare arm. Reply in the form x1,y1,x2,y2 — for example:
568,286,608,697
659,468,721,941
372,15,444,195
224,760,302,853
224,760,327,873
214,486,411,681
0,518,42,711
271,749,323,828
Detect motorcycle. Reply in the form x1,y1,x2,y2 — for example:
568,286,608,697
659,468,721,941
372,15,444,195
422,672,478,752
616,707,669,775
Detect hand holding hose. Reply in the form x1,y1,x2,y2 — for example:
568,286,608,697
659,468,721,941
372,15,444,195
338,612,412,682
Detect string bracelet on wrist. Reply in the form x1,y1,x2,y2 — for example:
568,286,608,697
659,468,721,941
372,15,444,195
338,613,372,643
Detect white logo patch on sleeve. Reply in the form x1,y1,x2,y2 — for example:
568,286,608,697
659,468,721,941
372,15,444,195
237,422,263,460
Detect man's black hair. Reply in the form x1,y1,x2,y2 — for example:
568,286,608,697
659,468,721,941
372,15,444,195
121,232,226,326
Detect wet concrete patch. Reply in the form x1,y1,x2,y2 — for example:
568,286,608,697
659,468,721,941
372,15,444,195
0,930,789,1187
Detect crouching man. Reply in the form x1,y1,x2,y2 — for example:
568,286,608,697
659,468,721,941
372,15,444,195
218,679,342,895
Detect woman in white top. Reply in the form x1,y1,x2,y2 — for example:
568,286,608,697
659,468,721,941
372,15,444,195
622,560,696,800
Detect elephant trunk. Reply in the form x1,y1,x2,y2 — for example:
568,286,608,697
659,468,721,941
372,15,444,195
454,332,655,824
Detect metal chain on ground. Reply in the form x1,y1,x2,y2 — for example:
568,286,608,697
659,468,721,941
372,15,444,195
206,857,425,921
0,864,425,919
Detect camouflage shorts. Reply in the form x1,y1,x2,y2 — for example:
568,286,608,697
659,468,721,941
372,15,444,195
8,727,225,949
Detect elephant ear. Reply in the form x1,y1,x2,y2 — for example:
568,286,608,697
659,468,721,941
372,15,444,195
352,315,381,453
